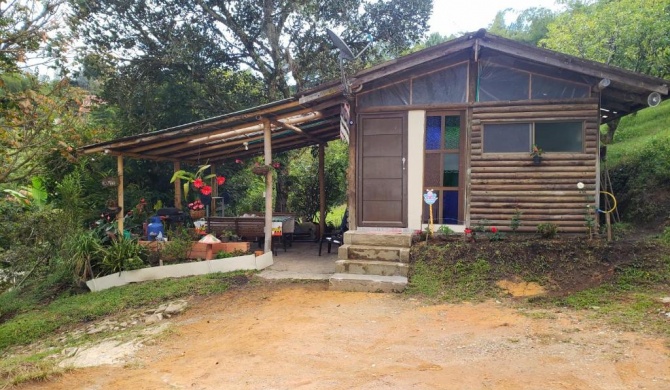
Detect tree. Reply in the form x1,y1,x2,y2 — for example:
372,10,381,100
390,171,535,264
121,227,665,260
71,0,433,100
488,7,557,46
540,0,670,142
0,75,99,185
541,0,670,77
0,0,74,73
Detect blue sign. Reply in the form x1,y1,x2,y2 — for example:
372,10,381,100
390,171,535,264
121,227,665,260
423,190,437,205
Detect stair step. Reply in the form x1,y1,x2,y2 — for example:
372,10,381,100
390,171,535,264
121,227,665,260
329,273,407,293
335,260,409,277
343,231,412,248
338,244,410,262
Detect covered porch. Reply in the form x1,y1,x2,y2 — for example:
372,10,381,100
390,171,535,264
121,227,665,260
81,93,349,255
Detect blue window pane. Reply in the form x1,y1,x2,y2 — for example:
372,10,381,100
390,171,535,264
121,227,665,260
442,191,459,224
426,116,441,150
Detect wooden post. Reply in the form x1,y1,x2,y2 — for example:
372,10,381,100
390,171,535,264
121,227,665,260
210,164,217,212
174,161,182,209
606,212,612,241
263,118,273,253
117,155,124,235
346,101,357,230
319,143,326,239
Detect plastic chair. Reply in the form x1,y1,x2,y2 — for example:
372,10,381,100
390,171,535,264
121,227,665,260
318,210,348,256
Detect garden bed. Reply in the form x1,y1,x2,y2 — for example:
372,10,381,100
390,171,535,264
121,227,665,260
138,241,251,260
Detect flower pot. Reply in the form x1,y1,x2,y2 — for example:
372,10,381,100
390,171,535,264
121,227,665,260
190,210,206,219
532,155,542,165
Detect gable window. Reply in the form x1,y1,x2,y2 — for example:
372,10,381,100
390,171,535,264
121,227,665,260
482,121,584,153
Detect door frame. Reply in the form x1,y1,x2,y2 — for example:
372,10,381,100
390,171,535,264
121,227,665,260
356,111,408,228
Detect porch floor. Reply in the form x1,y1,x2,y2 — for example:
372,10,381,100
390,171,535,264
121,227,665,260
257,241,338,280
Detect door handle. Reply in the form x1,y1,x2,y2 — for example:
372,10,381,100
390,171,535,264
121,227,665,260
402,157,406,170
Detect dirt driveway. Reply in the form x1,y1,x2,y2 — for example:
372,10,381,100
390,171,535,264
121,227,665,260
27,282,670,390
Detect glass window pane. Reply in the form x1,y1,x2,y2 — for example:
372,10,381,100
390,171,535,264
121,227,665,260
424,154,441,187
443,154,459,187
531,75,590,100
442,190,459,224
483,123,531,153
412,64,468,104
425,116,441,150
535,122,583,152
444,116,460,149
358,81,410,108
478,63,529,102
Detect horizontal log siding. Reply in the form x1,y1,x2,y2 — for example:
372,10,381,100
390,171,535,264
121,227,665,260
469,101,599,233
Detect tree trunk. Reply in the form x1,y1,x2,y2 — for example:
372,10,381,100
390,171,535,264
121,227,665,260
601,118,620,144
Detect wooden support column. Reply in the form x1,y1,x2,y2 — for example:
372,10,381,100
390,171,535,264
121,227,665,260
347,102,357,230
174,161,182,209
117,155,124,235
263,118,273,253
210,164,217,213
319,143,326,238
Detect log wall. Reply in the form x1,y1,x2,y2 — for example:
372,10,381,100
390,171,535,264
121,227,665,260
469,100,599,233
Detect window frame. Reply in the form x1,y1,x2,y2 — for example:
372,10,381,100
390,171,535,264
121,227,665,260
482,120,586,155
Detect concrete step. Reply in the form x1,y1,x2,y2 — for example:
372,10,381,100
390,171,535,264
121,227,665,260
338,244,410,263
343,231,412,248
335,259,409,277
329,273,407,293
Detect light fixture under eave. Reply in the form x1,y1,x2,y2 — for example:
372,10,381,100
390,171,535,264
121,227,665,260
243,142,249,150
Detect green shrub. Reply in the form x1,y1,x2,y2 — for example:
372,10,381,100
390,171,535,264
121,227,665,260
100,238,146,275
437,225,454,235
536,223,558,239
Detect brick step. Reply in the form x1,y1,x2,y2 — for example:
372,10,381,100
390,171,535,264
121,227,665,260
343,231,412,248
338,244,410,263
335,260,409,277
329,273,407,293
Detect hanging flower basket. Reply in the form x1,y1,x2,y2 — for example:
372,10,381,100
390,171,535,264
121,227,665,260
190,209,206,219
251,165,272,176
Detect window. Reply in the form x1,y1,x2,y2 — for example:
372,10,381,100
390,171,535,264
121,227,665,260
483,121,584,153
412,64,468,104
424,113,463,224
535,122,583,152
482,123,531,153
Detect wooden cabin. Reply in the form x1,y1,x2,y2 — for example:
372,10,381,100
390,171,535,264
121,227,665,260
82,31,669,238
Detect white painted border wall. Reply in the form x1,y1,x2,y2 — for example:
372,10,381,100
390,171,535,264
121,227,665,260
86,253,274,292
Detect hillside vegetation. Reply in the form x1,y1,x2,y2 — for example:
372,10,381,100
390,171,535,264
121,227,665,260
604,100,670,226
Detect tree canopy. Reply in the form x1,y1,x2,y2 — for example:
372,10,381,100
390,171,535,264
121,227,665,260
540,0,670,78
71,0,433,100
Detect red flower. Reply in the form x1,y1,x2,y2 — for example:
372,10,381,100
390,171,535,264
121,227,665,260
464,228,472,234
193,177,204,189
235,159,243,164
491,227,498,233
200,185,212,196
216,176,226,185
272,162,280,169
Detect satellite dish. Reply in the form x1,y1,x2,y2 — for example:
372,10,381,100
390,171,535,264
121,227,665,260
647,92,662,107
326,29,374,96
326,29,354,61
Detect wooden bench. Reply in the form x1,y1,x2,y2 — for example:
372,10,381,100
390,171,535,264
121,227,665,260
207,216,286,254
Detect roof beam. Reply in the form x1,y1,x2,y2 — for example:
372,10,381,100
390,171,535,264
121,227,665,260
267,118,323,144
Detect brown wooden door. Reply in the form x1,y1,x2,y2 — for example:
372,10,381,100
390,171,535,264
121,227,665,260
357,113,408,227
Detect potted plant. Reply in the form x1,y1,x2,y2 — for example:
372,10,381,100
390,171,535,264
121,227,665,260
187,199,206,219
530,144,543,165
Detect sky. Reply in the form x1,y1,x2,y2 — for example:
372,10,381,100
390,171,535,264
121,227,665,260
429,0,565,37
